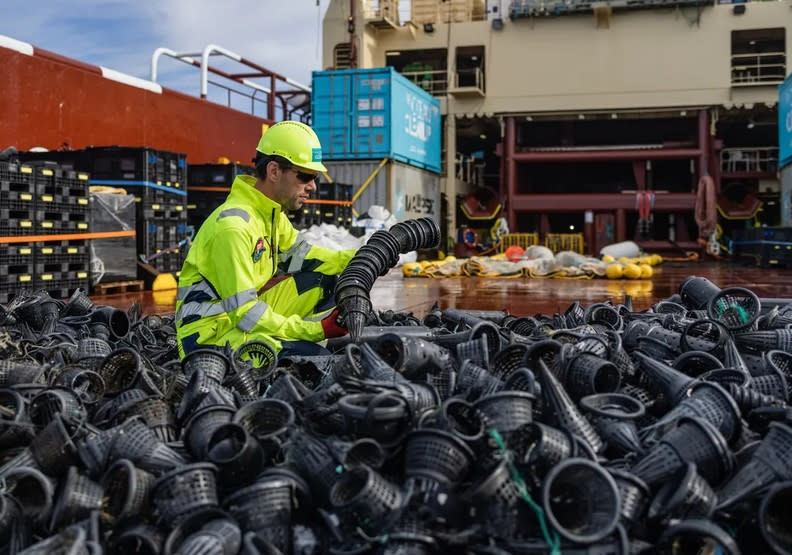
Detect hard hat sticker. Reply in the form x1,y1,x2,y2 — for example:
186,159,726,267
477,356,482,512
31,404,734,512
312,148,322,162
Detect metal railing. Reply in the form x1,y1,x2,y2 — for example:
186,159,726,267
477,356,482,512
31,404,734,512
453,67,485,93
509,0,706,18
456,154,484,185
150,44,311,121
206,79,271,117
731,51,786,85
720,147,780,173
401,69,448,96
363,0,400,24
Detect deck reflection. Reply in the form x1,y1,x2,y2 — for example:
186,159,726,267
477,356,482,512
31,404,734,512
93,262,792,317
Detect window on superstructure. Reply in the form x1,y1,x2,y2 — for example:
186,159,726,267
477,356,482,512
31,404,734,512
455,46,485,91
334,43,352,69
386,48,448,96
731,28,786,86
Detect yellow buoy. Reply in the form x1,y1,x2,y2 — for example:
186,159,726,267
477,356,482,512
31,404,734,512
605,263,624,279
602,254,615,263
152,273,178,291
623,263,642,279
639,264,653,279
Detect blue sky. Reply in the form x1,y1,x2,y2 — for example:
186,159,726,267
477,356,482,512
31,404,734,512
0,1,333,115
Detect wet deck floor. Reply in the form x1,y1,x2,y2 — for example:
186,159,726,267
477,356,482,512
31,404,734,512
94,262,792,318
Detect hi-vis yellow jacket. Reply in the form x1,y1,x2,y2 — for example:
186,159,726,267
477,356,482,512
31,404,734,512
175,175,357,356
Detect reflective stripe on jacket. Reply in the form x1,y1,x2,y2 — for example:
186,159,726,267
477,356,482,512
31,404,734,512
175,174,357,353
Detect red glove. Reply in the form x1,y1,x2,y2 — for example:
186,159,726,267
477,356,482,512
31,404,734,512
321,309,348,339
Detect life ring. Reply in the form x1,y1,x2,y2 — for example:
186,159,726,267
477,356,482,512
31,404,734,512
461,227,479,249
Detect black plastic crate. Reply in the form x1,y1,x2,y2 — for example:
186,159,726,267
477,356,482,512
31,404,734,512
37,277,91,301
0,244,35,271
288,208,306,230
313,182,353,228
0,243,35,259
0,270,35,289
0,200,36,221
139,250,186,279
0,289,16,305
37,194,91,213
0,218,35,236
0,188,36,203
0,161,36,194
35,216,90,235
37,269,90,285
316,182,352,202
35,240,90,275
36,240,89,258
18,150,87,170
137,219,191,259
188,163,254,187
186,190,228,231
297,205,323,228
85,146,187,189
161,151,188,188
20,161,90,201
35,209,90,224
320,205,341,226
139,203,187,221
186,201,218,231
149,251,186,271
57,167,91,194
137,187,187,206
732,227,792,268
0,261,35,279
34,259,90,276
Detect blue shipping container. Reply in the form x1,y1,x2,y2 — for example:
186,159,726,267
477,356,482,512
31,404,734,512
781,73,792,169
312,67,442,174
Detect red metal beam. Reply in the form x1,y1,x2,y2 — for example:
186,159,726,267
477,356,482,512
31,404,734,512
698,109,709,181
229,72,268,79
637,240,700,251
511,148,702,163
616,209,627,242
505,117,517,230
509,193,696,212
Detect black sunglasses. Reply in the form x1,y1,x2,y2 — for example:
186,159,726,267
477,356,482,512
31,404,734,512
293,169,318,184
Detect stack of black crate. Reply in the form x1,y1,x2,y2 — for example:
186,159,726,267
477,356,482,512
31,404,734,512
317,181,354,227
732,227,792,267
284,181,354,230
85,147,189,279
187,163,253,232
0,159,91,303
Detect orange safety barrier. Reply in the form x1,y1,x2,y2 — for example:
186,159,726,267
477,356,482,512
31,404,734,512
0,230,136,244
189,186,232,193
303,199,353,206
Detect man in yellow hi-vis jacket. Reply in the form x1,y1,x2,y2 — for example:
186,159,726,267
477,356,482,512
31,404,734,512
176,121,357,358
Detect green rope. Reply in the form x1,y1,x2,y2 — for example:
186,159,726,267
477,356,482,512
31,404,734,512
489,428,562,555
714,299,750,324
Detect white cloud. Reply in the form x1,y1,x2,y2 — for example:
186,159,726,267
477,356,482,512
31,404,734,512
1,0,332,101
143,1,331,86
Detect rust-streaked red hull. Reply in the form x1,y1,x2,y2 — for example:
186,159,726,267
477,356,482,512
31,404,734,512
1,45,271,164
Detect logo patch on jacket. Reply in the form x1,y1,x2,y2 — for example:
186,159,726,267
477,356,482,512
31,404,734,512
252,238,266,262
